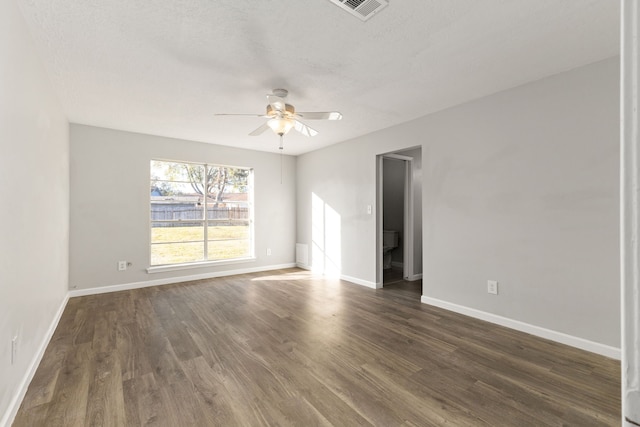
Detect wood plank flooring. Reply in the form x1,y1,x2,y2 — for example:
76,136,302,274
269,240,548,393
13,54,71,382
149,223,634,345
14,268,620,426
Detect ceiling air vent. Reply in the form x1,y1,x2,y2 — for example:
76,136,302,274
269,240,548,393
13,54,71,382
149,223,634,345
328,0,389,21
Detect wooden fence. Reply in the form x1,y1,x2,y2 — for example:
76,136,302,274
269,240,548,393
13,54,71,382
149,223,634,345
151,204,249,227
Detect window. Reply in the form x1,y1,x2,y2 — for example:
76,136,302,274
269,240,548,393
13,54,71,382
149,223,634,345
150,160,253,267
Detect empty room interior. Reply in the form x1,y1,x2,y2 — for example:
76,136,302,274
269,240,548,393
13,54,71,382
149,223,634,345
2,0,638,426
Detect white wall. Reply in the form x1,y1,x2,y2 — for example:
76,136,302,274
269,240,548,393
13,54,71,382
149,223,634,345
297,57,619,348
0,1,69,425
69,125,296,290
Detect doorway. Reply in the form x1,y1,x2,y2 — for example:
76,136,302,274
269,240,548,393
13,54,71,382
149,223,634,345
376,147,423,289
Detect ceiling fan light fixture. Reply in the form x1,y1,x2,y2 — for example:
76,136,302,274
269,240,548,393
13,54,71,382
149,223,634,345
268,118,295,135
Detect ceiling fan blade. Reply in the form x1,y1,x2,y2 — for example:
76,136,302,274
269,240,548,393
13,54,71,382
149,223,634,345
267,95,286,112
214,113,267,118
297,111,342,120
249,122,270,136
294,120,319,137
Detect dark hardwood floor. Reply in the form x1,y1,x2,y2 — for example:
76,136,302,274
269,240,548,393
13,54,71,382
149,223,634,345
383,267,421,299
14,268,620,426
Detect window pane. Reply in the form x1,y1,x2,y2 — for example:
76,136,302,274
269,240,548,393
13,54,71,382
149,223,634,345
151,161,204,184
151,223,204,244
208,225,251,260
205,166,250,219
208,225,250,240
151,241,205,265
151,195,204,222
207,238,251,260
207,204,250,222
150,181,202,198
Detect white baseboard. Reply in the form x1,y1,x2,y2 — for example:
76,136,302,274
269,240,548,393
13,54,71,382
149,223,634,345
1,293,69,427
421,296,621,360
69,263,297,297
341,274,380,289
293,264,379,289
406,273,423,281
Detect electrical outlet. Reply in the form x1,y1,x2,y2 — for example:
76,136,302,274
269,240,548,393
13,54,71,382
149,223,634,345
266,248,272,256
487,280,498,295
11,336,17,365
367,205,372,215
118,261,127,271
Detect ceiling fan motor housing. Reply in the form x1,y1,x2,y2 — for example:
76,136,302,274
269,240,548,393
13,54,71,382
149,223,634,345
272,88,289,98
267,103,295,117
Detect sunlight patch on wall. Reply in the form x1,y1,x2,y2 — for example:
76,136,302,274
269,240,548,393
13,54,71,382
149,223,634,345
312,192,342,277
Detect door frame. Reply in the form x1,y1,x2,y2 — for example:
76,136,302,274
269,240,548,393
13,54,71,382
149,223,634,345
377,153,414,286
622,2,640,422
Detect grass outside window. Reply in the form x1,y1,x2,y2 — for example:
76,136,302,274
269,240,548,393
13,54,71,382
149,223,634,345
151,225,250,266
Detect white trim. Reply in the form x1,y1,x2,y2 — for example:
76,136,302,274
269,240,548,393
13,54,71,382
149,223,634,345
147,256,256,274
340,274,380,289
70,263,296,297
403,157,414,281
1,294,69,427
376,155,384,285
293,264,379,289
421,296,621,360
292,265,379,289
622,1,640,423
383,153,413,161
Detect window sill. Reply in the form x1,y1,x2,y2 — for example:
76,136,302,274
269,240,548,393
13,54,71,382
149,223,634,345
147,257,256,274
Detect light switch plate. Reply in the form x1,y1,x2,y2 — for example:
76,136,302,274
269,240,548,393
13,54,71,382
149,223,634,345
488,280,498,295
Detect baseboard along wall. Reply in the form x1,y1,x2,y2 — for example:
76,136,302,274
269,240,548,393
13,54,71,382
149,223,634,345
1,294,69,427
69,263,297,297
421,295,621,360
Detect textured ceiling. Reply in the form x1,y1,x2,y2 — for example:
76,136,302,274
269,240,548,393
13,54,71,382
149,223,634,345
17,0,619,155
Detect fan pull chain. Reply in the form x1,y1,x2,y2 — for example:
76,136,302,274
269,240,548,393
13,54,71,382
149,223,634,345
279,134,284,184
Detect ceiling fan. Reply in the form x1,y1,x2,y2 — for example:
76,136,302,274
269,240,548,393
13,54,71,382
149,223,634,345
215,89,342,143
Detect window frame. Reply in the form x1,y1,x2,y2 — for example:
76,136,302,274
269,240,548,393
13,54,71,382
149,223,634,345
147,159,255,273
